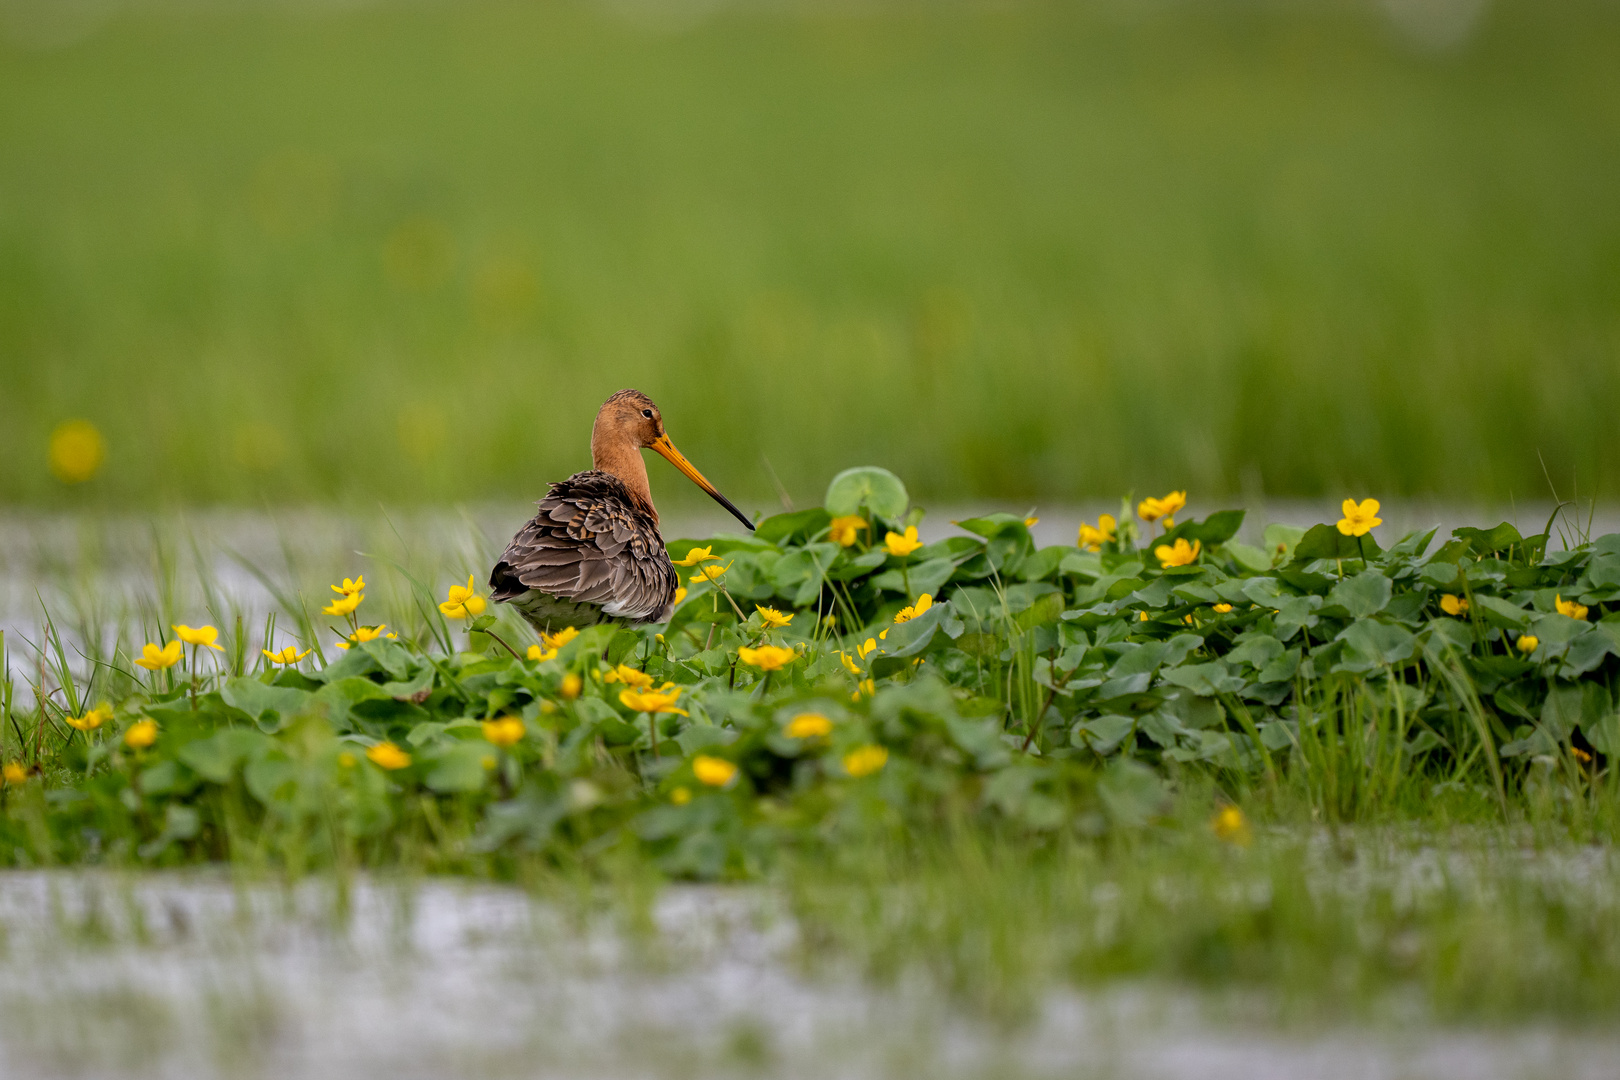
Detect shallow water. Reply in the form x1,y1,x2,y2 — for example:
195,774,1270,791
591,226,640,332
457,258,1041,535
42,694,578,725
0,870,1613,1080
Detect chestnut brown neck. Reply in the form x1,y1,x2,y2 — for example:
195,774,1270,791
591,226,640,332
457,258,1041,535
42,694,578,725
591,426,657,523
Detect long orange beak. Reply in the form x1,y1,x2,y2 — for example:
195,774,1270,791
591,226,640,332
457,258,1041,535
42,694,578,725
650,434,754,531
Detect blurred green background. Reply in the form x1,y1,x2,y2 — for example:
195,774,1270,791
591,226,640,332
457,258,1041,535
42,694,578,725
1,0,1618,511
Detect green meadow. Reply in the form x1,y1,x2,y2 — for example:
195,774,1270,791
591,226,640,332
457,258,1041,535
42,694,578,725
2,0,1619,508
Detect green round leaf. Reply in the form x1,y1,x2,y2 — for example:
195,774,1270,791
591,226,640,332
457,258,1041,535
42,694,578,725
823,466,909,520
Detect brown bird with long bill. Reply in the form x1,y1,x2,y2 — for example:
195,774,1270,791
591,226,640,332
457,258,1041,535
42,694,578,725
489,389,754,632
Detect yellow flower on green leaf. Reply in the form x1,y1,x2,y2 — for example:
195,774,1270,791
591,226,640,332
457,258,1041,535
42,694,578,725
124,719,158,749
784,713,833,739
737,644,797,671
482,716,525,748
619,686,688,716
331,576,366,597
838,651,863,676
336,624,394,650
673,545,720,567
1517,634,1539,653
1138,491,1186,525
66,705,112,732
135,640,184,671
843,745,888,777
541,626,579,650
322,590,363,617
527,643,557,662
604,664,655,689
1078,514,1116,551
560,673,582,699
755,606,793,628
1212,603,1233,614
829,516,867,547
262,645,311,665
367,742,411,770
690,562,731,583
1336,498,1382,537
673,587,688,605
1439,595,1469,616
693,755,737,787
1555,595,1589,621
1154,538,1201,568
894,594,933,624
2,762,27,785
1211,805,1251,846
852,678,875,700
856,637,879,660
172,624,224,651
884,527,923,558
439,575,487,618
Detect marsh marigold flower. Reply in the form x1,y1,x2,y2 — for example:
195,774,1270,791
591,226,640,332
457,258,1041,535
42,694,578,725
482,716,525,748
829,516,867,547
672,586,688,606
262,645,311,665
670,786,692,805
604,664,655,689
66,705,112,732
1077,514,1116,551
48,419,106,484
331,576,365,597
673,545,719,567
367,742,411,770
1555,595,1589,621
1517,634,1539,653
1212,603,1233,614
755,605,793,629
737,644,796,671
336,625,394,650
894,594,933,623
852,678,875,700
2,762,27,786
619,685,688,716
542,626,580,650
693,755,737,787
560,673,582,699
124,719,158,750
173,624,224,651
856,638,879,661
439,575,487,618
527,643,557,662
843,745,888,777
1154,538,1201,568
884,527,923,558
323,590,363,617
784,713,833,739
838,651,863,676
1138,491,1186,525
690,562,730,584
1024,515,1039,528
1336,498,1382,537
1211,805,1251,846
135,640,183,671
1439,595,1469,616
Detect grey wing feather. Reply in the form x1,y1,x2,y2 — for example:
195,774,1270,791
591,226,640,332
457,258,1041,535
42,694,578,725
489,471,677,623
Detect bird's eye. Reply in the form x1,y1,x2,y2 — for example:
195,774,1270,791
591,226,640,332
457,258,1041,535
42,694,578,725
642,409,653,418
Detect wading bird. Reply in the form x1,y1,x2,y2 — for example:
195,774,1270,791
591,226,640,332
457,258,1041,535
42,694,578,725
490,389,754,631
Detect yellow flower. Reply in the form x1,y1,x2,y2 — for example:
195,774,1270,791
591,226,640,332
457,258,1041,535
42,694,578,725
619,686,689,716
527,643,557,662
322,590,363,617
1211,805,1251,846
1212,603,1233,614
2,762,28,785
843,745,888,777
1139,610,1150,622
693,755,737,787
884,527,923,558
336,624,394,650
838,651,863,676
1077,514,1116,551
366,742,411,770
829,515,868,547
331,575,366,597
439,575,487,618
262,645,311,665
737,644,797,671
1439,595,1470,616
856,637,878,660
670,786,692,805
1138,491,1187,525
604,664,655,689
1573,746,1593,764
852,678,875,700
135,640,184,671
1024,516,1039,528
1154,538,1201,568
894,594,933,624
673,545,720,567
66,705,112,732
542,626,580,649
172,624,224,651
1517,634,1539,653
123,719,158,749
690,562,731,583
1336,498,1382,537
1555,595,1589,621
784,713,833,739
47,419,106,484
482,716,526,748
673,587,688,605
560,673,583,699
755,606,793,629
